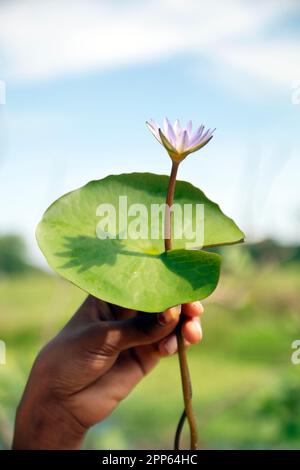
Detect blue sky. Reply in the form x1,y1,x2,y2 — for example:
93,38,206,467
0,0,300,265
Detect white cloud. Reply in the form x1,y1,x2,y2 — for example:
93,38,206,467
217,41,300,87
0,0,299,86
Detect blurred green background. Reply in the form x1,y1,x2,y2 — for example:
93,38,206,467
1,0,300,451
1,234,300,450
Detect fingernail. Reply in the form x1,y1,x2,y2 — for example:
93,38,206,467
194,301,204,315
162,335,177,355
158,305,181,326
193,319,203,340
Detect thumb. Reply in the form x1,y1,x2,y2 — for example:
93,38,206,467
84,306,181,353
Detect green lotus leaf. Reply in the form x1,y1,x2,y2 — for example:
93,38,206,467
36,173,244,312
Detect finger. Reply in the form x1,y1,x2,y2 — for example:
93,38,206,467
158,334,192,357
110,304,137,321
80,305,181,353
182,317,203,344
158,334,177,356
129,344,161,374
182,301,204,318
72,346,160,426
65,295,112,330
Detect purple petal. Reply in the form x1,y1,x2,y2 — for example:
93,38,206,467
186,120,193,136
176,129,188,153
188,125,204,147
163,117,169,135
146,120,162,143
187,129,215,152
163,116,176,146
199,128,214,144
147,119,160,133
159,128,177,153
174,119,182,137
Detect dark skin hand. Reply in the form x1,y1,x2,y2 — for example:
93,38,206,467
13,295,204,450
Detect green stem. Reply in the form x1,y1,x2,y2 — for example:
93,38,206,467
176,319,198,450
164,160,198,450
164,161,179,251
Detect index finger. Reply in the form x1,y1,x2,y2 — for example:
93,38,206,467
182,301,204,318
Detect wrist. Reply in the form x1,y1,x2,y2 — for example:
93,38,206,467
13,389,86,450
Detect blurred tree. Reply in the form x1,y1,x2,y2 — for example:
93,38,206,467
209,239,300,267
247,239,300,264
259,377,300,442
0,234,31,274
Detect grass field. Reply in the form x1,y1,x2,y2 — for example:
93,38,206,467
1,250,300,449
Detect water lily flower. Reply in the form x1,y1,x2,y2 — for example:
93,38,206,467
146,117,215,162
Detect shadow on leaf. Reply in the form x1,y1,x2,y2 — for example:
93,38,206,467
56,236,160,273
161,249,220,290
55,236,220,293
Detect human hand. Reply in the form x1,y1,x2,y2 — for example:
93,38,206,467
13,295,204,449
